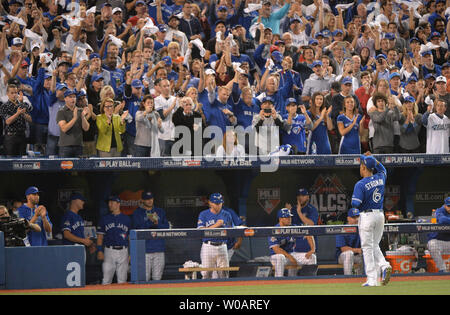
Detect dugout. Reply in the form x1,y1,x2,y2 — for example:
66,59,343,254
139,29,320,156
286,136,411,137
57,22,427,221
0,154,448,282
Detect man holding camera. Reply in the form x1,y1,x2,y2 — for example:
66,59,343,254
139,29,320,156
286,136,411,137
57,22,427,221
17,186,52,246
0,84,32,157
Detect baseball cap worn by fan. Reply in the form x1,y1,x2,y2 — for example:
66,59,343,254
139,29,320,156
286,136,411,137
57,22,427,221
348,208,360,217
342,77,352,85
25,186,41,196
209,193,224,204
436,76,447,83
278,208,293,218
286,97,297,106
131,79,144,89
64,89,77,97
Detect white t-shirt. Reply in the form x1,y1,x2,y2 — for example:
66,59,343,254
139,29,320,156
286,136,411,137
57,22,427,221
425,113,450,154
154,95,177,141
216,144,246,158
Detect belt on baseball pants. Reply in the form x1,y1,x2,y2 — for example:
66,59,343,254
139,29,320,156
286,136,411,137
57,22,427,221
106,246,127,250
361,209,383,213
203,241,225,246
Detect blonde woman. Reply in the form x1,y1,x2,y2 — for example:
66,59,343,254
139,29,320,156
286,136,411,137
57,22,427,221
399,96,422,153
99,85,125,114
96,98,128,157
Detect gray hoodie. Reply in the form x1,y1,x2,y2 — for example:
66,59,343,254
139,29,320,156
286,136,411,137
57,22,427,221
301,73,335,98
368,106,400,150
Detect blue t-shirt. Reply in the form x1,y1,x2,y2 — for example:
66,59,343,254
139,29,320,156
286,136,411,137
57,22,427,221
337,114,363,154
307,111,332,154
61,210,85,245
335,233,361,260
97,213,131,247
131,207,169,253
18,204,52,246
281,114,309,153
351,160,387,212
197,208,234,243
268,223,296,255
233,98,260,129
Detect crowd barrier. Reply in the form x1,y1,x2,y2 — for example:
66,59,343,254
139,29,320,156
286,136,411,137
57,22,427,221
129,223,450,283
0,154,448,172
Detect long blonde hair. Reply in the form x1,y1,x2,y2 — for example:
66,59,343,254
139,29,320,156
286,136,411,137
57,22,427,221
401,100,419,117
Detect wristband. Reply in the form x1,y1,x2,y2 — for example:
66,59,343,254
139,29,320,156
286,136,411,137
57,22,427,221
97,245,104,252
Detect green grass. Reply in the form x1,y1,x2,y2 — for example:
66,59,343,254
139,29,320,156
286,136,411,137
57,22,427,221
5,280,450,295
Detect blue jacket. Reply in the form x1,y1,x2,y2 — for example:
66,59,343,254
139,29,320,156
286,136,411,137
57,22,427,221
131,207,169,253
18,204,52,246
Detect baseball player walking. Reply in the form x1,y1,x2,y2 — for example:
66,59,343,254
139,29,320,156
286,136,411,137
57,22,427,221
352,153,392,286
96,196,131,285
197,193,234,279
131,191,169,281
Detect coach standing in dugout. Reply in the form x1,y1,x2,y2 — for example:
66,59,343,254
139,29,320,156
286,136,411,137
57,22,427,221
17,186,52,246
427,197,450,273
131,191,169,281
97,196,131,285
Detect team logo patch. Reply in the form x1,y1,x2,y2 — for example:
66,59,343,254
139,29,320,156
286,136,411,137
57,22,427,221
257,188,280,215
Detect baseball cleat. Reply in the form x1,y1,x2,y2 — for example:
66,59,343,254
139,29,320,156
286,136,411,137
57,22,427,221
361,282,377,287
382,266,392,285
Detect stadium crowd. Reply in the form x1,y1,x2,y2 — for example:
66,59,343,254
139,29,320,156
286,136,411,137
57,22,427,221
0,0,449,158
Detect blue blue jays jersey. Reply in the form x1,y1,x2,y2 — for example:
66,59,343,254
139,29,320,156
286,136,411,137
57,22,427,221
97,213,131,247
17,204,52,246
268,224,296,255
123,94,142,137
131,207,169,253
281,114,309,153
197,208,234,243
223,207,244,250
351,162,387,212
61,210,85,245
337,114,362,154
307,111,332,154
335,233,361,260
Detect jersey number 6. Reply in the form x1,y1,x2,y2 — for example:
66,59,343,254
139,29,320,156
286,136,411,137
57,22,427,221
372,188,382,203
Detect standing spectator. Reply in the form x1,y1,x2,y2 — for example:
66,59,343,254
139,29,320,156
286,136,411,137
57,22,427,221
154,79,177,156
281,98,312,155
61,193,94,253
301,60,335,106
399,96,423,153
56,89,90,158
337,96,364,154
307,92,333,155
17,186,52,246
132,191,170,281
135,95,164,157
422,98,449,154
172,96,203,156
215,129,246,158
197,193,234,279
336,208,363,276
123,77,145,156
96,98,128,157
47,84,67,156
251,0,292,36
435,76,450,116
0,84,32,157
355,71,374,153
178,0,205,42
96,196,131,285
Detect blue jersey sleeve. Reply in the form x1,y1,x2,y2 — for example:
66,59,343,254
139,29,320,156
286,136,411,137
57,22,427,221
437,207,450,224
197,211,206,228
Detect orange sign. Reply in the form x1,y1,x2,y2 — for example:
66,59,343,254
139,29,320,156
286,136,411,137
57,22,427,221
118,190,144,215
61,161,74,170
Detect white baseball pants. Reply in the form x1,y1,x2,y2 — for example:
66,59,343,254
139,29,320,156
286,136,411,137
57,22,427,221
145,252,165,281
102,247,129,285
358,211,390,285
338,251,364,275
427,239,450,272
200,243,229,279
271,253,316,277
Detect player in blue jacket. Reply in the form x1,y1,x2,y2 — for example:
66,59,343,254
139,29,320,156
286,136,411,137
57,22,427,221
336,208,363,275
427,197,450,273
197,193,234,279
352,154,392,286
96,196,131,284
131,191,169,281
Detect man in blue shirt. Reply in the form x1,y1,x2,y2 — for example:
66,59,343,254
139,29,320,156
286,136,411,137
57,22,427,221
352,154,392,287
131,191,169,281
17,186,52,246
286,188,319,226
336,208,363,276
197,193,234,279
123,78,144,156
427,197,450,273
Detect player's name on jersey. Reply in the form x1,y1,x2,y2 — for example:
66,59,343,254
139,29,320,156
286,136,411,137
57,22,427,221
273,228,310,235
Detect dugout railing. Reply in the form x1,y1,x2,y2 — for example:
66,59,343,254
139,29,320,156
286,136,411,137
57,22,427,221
129,223,450,283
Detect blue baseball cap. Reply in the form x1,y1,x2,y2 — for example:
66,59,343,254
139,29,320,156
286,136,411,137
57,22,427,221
297,188,309,196
404,95,416,103
342,76,353,85
142,191,154,200
421,50,432,57
102,2,112,8
315,32,324,38
321,29,331,37
209,193,224,204
384,33,395,40
360,155,377,171
290,18,301,24
92,73,104,82
25,186,41,196
348,208,360,217
429,31,441,40
389,72,401,80
56,83,68,91
131,79,144,89
409,37,420,43
162,56,172,66
277,208,293,218
44,72,52,80
425,73,436,80
271,50,283,63
70,193,86,202
407,76,418,84
332,29,343,36
445,197,450,206
442,62,450,69
286,97,297,105
261,96,274,104
135,0,145,5
158,24,168,32
218,5,227,11
108,195,121,203
64,89,77,97
89,53,100,60
376,53,387,60
312,60,323,67
308,39,318,46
